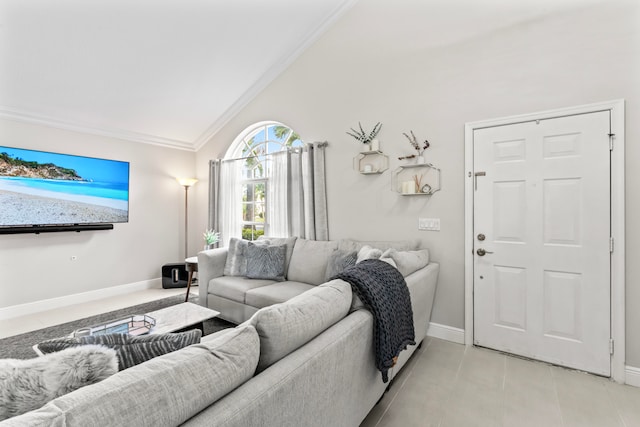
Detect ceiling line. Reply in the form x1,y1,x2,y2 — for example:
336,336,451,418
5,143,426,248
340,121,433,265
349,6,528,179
192,0,360,152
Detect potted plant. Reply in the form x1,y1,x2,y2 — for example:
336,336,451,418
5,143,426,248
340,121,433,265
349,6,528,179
399,130,430,163
346,122,382,150
203,229,220,250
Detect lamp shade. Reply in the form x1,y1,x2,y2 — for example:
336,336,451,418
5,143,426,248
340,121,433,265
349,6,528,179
177,178,198,187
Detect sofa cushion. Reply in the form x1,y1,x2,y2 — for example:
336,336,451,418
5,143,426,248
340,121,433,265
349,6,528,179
246,242,287,281
209,276,277,304
35,330,202,370
338,239,420,253
0,345,117,421
286,238,338,285
257,236,297,278
324,249,357,281
247,279,352,372
381,248,430,277
245,281,315,309
20,326,260,427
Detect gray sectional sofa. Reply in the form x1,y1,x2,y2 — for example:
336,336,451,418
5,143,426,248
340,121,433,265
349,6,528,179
198,236,439,378
3,238,439,426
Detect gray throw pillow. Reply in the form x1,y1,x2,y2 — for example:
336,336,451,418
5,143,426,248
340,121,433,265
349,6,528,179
325,249,357,281
246,242,286,281
257,236,297,278
0,345,117,421
35,330,202,370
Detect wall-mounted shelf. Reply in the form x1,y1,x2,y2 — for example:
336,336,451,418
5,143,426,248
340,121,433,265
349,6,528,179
392,163,441,195
353,150,389,174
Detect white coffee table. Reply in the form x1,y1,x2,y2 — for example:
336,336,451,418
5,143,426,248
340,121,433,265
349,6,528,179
146,302,220,335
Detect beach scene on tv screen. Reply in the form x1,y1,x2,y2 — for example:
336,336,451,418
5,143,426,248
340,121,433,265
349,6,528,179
0,146,129,226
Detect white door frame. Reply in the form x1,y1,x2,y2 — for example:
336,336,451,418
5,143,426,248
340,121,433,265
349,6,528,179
464,100,625,383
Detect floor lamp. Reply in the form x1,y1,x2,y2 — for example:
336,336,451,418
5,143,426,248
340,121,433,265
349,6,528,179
177,178,197,258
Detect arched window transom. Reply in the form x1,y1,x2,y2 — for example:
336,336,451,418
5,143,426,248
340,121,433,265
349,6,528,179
226,121,303,240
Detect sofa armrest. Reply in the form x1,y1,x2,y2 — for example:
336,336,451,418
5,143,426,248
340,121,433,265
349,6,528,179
197,248,228,307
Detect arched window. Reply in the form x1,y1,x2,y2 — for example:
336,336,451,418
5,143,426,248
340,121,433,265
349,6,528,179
226,121,304,240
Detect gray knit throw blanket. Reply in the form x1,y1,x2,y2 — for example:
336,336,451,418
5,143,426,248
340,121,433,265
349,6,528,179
333,259,415,383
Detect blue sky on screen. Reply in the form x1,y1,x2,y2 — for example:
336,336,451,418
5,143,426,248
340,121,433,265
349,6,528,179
0,146,129,184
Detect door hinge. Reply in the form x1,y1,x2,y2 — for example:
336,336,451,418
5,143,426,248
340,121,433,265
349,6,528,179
609,133,615,151
610,339,615,355
610,237,614,253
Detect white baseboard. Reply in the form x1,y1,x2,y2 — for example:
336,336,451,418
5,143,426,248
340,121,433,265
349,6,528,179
426,323,640,387
625,366,640,388
427,322,465,344
0,278,162,321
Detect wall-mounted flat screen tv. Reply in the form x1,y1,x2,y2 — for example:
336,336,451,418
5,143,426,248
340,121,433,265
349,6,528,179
0,146,129,229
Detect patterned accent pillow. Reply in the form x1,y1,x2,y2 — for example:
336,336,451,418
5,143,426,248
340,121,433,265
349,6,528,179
324,249,357,281
35,329,202,370
245,242,286,281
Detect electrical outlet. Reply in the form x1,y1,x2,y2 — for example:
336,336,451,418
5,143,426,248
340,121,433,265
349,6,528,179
418,218,440,231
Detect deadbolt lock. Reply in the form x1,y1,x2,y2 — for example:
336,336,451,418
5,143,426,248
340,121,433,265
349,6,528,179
477,233,485,241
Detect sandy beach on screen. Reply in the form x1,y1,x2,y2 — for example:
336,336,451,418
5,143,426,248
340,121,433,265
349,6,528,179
0,178,127,210
0,190,128,225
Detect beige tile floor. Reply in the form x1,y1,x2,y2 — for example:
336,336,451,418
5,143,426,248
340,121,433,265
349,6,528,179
0,287,190,339
361,337,640,427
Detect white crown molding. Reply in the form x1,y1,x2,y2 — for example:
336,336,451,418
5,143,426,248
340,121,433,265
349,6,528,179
0,106,196,151
193,0,359,151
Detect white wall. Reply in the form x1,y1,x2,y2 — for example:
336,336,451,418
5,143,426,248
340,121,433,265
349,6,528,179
0,118,196,309
195,1,640,364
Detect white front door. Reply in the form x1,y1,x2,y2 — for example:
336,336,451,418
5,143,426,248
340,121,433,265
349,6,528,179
473,111,611,376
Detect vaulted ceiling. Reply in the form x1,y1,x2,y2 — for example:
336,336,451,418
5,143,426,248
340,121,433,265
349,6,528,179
0,0,604,151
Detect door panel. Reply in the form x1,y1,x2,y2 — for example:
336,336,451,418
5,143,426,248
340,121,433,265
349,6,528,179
473,111,611,376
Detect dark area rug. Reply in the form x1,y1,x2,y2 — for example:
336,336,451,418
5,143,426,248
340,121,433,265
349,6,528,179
0,294,235,360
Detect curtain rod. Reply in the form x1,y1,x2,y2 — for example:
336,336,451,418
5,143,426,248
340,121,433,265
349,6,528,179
218,141,328,163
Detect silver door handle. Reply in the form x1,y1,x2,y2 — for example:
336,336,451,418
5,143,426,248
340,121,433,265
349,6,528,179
476,248,494,256
474,171,486,191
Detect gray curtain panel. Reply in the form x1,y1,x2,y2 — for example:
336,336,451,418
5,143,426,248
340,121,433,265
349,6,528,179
290,142,328,241
208,159,221,236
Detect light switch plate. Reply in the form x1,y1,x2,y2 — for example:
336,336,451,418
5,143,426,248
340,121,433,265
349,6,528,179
418,217,440,231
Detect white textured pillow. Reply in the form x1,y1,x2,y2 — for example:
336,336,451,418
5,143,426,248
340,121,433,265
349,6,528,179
0,345,117,421
356,245,382,263
223,238,249,276
381,248,430,277
247,280,352,372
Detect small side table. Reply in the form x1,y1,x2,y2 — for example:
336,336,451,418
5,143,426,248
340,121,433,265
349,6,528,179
184,256,198,302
